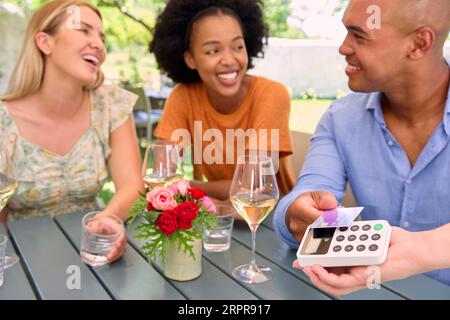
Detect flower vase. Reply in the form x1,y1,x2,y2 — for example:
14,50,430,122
164,238,202,281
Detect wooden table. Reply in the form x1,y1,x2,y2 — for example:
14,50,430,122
1,211,449,300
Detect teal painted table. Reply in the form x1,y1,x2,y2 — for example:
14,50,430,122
1,211,449,300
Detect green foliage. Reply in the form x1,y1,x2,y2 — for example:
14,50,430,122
6,0,158,86
263,0,292,37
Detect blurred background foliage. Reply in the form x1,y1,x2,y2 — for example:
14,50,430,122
5,0,351,88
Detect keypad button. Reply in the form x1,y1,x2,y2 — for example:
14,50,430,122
362,224,371,231
357,245,366,252
374,224,383,231
348,235,357,241
339,227,348,232
369,245,379,251
350,225,359,232
359,234,369,241
371,234,381,241
345,245,354,252
333,246,342,252
336,235,345,242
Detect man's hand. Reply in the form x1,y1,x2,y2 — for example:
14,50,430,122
286,190,337,243
293,227,428,297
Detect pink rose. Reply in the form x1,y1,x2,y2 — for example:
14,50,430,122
167,184,178,195
146,187,177,211
176,180,190,197
201,197,217,213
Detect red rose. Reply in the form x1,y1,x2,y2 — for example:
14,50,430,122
188,188,206,200
174,202,199,229
147,202,154,211
154,210,178,236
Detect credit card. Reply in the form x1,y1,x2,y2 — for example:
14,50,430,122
310,207,364,228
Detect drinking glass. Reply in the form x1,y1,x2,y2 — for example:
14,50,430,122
142,140,184,188
0,145,18,213
80,211,124,267
0,234,6,287
203,204,235,252
0,144,20,269
230,154,279,284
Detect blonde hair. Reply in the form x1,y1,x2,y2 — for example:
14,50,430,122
1,0,104,101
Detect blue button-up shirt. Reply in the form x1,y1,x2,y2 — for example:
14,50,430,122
274,78,450,286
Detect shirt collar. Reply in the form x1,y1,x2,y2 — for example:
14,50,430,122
365,92,386,127
442,57,450,135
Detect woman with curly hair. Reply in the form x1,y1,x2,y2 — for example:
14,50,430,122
151,0,295,204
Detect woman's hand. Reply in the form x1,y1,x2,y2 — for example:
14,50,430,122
88,212,127,264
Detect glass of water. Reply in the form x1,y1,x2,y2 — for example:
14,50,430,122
203,205,235,252
80,211,124,267
0,234,6,287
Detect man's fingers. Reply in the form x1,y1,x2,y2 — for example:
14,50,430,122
318,194,337,211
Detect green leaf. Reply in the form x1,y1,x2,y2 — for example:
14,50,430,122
127,194,147,226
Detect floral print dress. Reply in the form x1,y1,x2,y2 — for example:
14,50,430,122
0,85,137,220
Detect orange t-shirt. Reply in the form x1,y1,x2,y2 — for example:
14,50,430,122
154,76,295,195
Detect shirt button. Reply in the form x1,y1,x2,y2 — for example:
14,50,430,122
403,221,410,228
387,140,394,146
406,177,412,184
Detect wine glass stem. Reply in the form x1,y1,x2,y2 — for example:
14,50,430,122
249,228,257,272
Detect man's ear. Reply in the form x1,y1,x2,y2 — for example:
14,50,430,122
183,51,196,70
35,32,54,55
408,26,435,60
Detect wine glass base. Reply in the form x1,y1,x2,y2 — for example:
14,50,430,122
232,264,272,284
4,253,19,269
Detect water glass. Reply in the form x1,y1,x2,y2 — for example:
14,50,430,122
80,211,123,267
203,205,235,252
0,234,6,287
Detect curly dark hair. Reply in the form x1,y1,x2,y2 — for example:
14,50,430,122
150,0,268,84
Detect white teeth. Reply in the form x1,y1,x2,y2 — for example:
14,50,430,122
218,72,237,80
82,54,99,65
346,64,361,71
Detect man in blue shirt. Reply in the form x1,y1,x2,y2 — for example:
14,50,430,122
274,0,450,295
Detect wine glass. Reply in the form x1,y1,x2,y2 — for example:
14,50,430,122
230,154,279,284
142,140,184,188
0,144,20,269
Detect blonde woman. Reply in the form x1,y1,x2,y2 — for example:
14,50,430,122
0,0,143,262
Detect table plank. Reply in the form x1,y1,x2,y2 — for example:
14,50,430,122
203,239,331,300
8,216,111,300
0,224,35,300
128,219,258,300
231,222,404,300
383,276,450,300
56,212,185,300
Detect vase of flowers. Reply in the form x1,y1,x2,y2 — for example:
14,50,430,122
129,180,217,281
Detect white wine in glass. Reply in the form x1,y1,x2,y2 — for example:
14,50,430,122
230,154,279,284
0,148,20,269
0,178,18,212
230,193,277,231
142,140,184,188
0,147,18,212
